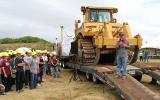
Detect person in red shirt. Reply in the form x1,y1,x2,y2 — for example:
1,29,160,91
50,55,60,78
38,54,44,84
1,53,12,92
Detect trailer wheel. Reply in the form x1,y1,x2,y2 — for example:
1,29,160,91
86,72,92,81
92,74,100,84
133,71,142,81
61,61,67,69
60,61,65,68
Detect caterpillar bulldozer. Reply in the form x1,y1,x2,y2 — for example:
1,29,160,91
70,6,142,65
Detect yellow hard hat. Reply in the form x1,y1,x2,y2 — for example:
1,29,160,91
44,50,47,53
8,52,12,55
52,51,57,55
35,50,42,54
12,51,17,55
0,52,3,57
32,52,37,56
2,52,9,57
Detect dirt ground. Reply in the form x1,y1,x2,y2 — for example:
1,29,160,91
0,69,120,100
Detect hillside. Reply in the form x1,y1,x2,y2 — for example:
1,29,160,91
0,36,53,51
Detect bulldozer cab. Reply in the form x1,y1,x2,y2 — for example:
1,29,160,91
89,10,112,22
81,6,118,23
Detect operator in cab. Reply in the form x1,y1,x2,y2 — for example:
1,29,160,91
116,32,130,79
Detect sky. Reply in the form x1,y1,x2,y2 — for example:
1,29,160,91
0,0,160,48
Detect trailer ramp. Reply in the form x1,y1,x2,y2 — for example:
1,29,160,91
105,74,160,100
74,64,160,100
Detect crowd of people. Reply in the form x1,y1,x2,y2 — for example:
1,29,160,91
139,50,150,62
0,49,60,95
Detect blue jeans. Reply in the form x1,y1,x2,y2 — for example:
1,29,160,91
53,66,60,78
30,73,37,89
117,56,127,76
42,64,47,78
0,74,2,84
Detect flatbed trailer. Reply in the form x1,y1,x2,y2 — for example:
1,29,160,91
66,62,160,100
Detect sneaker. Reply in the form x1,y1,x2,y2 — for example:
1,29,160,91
122,76,126,80
37,84,41,87
116,75,121,79
17,90,20,93
0,92,6,95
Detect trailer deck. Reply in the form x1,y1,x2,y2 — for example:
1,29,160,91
69,63,160,100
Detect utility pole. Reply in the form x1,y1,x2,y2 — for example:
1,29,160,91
60,26,64,57
55,37,58,53
60,26,64,44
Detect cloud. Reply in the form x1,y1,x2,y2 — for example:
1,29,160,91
0,0,159,48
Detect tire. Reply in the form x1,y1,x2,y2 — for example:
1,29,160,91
61,61,66,69
133,71,142,81
86,72,92,81
92,74,100,84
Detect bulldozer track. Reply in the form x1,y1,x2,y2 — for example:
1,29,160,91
80,38,96,65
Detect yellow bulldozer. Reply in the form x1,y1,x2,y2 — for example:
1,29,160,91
70,6,142,65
